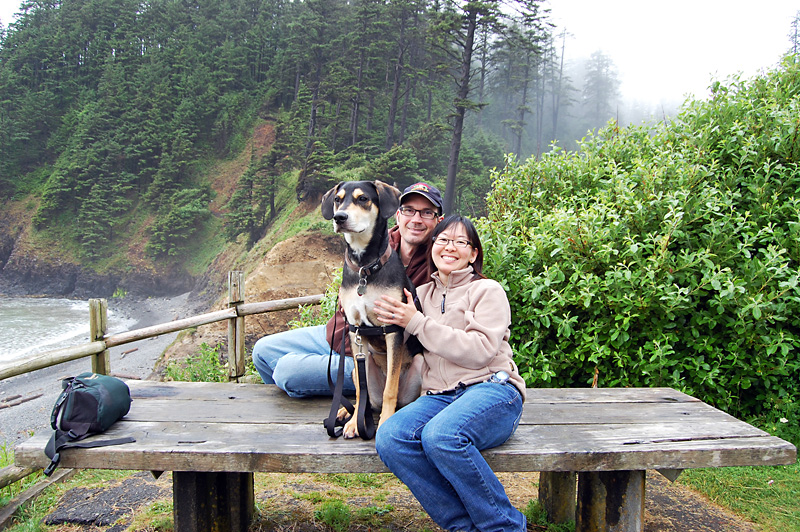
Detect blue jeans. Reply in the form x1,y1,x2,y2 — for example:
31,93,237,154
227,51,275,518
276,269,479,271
375,381,525,532
251,325,356,398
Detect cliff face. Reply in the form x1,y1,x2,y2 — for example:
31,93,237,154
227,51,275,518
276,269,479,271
0,205,194,298
1,122,278,300
0,243,196,298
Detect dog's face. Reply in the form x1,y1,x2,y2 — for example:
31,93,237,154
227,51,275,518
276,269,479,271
321,180,400,253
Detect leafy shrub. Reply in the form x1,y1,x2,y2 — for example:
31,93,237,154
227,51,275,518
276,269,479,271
289,268,342,329
164,342,228,382
481,58,800,424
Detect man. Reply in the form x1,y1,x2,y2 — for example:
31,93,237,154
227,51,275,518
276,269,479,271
252,182,443,397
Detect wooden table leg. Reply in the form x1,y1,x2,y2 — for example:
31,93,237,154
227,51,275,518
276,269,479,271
173,471,254,532
576,470,645,532
538,471,577,524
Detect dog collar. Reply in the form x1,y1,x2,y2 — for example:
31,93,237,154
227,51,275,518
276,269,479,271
346,245,393,296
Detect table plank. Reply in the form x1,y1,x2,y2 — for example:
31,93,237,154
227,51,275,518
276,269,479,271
123,381,730,426
128,381,701,404
16,419,794,474
124,396,730,426
16,382,796,476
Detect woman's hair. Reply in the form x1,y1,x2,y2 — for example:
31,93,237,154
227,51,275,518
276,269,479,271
430,214,486,279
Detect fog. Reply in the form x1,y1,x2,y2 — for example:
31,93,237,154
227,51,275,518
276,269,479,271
548,0,798,107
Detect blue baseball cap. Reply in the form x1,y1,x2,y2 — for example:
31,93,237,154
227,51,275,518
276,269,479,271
399,182,443,211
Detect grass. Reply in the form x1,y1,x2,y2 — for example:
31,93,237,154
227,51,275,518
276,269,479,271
679,463,800,532
163,342,229,382
0,465,136,532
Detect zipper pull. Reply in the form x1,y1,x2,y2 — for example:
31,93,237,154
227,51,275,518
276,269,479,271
441,292,446,314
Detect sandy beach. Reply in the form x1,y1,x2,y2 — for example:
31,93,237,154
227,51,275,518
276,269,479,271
0,293,197,448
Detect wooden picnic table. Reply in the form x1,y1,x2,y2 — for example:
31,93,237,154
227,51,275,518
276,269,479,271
14,381,796,532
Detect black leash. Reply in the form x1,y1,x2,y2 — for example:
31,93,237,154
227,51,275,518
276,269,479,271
324,311,354,438
323,313,378,440
354,349,375,439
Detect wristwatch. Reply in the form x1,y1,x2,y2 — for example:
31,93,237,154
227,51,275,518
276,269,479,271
489,370,510,384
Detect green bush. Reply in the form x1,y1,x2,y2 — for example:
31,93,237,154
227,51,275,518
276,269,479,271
165,342,228,382
289,268,342,329
481,58,800,424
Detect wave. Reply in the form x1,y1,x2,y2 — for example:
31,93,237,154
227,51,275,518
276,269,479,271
0,297,137,363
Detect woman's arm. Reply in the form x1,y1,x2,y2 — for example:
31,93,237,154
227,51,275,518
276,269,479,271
375,282,510,369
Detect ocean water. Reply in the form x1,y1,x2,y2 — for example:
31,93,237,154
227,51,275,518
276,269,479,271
0,296,135,363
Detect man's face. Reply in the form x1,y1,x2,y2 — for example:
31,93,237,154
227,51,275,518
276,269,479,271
396,194,440,249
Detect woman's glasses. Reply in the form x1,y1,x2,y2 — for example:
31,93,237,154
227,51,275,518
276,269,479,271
433,237,472,248
398,206,438,220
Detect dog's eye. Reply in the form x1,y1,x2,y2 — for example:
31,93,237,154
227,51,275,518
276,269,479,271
334,196,343,204
357,196,369,204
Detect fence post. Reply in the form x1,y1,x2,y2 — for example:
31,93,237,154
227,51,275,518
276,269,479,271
228,271,246,381
89,299,110,375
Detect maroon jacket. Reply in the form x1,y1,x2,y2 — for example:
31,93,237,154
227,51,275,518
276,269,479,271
325,225,433,356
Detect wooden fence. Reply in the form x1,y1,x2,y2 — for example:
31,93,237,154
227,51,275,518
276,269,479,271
0,271,323,382
0,272,323,496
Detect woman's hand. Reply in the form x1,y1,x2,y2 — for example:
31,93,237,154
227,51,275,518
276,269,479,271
374,288,418,328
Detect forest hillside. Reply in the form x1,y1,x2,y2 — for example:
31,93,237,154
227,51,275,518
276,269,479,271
2,0,799,446
0,0,639,300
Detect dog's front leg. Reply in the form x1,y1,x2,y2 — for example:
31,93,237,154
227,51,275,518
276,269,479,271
379,332,406,427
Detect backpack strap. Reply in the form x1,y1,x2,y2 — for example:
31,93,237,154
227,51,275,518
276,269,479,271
44,428,135,476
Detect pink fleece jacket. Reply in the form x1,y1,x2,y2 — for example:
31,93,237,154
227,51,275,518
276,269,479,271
404,266,526,400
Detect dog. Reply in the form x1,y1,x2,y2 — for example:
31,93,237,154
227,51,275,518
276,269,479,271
321,180,422,439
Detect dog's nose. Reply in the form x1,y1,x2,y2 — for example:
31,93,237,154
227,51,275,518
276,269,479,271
333,212,348,223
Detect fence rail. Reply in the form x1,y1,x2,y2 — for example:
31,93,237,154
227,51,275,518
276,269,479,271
0,272,323,382
1,272,322,495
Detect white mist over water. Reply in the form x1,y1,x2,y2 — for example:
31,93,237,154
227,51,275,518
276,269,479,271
0,296,136,363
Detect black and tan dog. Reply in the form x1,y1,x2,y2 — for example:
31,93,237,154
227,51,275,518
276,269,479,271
321,180,421,439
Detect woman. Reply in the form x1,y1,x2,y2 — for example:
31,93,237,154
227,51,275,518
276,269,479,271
374,214,527,532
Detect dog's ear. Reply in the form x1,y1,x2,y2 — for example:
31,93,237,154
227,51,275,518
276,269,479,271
321,183,341,220
374,180,400,220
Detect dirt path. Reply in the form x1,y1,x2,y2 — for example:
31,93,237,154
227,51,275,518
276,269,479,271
43,470,756,531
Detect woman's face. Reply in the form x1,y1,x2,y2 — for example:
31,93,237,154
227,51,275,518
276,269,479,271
432,223,478,279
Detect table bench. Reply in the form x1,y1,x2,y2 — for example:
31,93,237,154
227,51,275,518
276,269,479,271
14,381,796,532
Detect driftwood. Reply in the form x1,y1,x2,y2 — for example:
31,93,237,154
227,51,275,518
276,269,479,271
0,394,43,410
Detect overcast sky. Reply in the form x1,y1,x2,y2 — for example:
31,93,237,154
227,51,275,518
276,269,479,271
2,0,798,106
0,0,20,27
548,0,799,105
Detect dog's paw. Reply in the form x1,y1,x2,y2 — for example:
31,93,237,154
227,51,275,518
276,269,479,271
336,406,351,422
343,418,360,439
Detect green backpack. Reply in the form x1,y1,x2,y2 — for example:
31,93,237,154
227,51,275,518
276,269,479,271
44,373,135,476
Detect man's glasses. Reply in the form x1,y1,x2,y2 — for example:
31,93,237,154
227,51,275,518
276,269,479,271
398,206,438,220
433,237,472,248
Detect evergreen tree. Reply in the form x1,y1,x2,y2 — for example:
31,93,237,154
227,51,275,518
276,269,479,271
582,50,620,129
789,10,800,56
